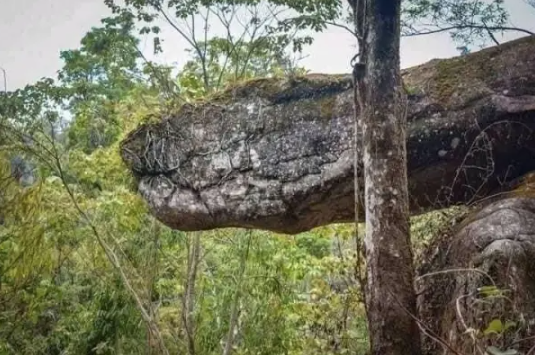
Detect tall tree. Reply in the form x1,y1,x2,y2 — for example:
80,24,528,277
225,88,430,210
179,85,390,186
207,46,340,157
58,13,143,107
58,13,150,152
351,0,420,354
103,0,336,93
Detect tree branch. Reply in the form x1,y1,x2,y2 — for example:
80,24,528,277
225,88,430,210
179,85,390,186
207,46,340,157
403,24,535,37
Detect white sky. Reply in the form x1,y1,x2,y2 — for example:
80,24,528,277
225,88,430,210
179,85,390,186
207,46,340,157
1,0,534,91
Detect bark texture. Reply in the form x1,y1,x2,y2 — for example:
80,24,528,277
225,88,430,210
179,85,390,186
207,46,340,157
120,35,535,234
356,1,420,354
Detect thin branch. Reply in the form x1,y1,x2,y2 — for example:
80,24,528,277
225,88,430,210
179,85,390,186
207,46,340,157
482,21,501,46
0,67,7,93
6,120,172,355
415,267,496,288
202,7,210,87
208,5,251,88
325,21,357,36
222,232,251,355
403,24,535,37
182,232,201,355
389,290,464,355
153,4,211,89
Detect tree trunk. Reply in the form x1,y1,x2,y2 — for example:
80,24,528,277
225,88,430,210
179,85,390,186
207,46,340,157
356,1,421,354
182,232,201,355
222,233,251,355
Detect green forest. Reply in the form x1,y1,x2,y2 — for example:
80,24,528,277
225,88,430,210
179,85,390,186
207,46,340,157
1,0,534,354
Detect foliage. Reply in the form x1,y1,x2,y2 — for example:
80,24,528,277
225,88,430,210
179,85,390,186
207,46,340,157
401,0,509,45
57,12,143,107
104,0,319,94
0,55,367,355
0,0,531,354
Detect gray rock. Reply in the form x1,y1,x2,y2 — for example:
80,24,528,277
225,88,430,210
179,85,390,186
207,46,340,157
120,36,535,234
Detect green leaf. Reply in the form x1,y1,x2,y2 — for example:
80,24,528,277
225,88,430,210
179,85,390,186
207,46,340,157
478,285,501,297
483,319,503,335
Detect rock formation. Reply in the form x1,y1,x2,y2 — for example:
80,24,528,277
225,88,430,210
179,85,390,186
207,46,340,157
121,35,535,234
417,191,535,354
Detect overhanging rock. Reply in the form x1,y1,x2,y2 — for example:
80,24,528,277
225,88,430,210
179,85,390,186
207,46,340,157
121,35,535,234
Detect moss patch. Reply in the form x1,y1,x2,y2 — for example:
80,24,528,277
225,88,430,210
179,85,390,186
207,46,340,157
509,171,535,197
433,55,492,104
207,73,352,105
318,95,337,119
403,35,535,108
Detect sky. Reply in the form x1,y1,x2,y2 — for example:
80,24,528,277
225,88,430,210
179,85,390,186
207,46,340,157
1,0,535,91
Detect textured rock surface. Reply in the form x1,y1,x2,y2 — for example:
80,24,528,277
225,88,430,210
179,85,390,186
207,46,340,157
121,35,535,233
417,196,535,354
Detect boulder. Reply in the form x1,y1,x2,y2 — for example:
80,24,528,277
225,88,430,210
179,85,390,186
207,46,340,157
120,35,535,234
417,191,535,354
